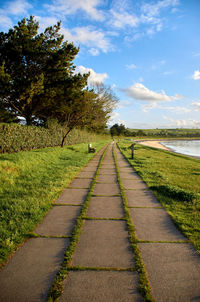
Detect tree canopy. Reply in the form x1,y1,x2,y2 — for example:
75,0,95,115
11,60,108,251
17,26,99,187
0,16,118,145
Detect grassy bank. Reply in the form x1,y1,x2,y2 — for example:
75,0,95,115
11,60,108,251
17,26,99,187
0,140,110,267
117,140,200,254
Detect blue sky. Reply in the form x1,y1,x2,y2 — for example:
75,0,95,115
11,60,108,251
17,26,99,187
0,0,200,128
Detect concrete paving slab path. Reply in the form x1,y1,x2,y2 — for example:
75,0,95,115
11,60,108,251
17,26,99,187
2,142,199,302
87,196,124,218
0,238,69,302
55,188,88,204
130,208,186,241
72,220,134,268
93,183,120,195
68,177,92,188
125,189,160,207
76,170,96,178
96,173,117,183
139,243,200,302
60,271,143,302
122,179,148,190
114,143,200,302
35,206,81,236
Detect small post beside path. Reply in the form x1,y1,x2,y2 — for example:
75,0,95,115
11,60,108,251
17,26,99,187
131,143,134,159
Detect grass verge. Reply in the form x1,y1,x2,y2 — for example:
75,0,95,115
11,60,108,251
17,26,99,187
0,140,110,268
117,140,200,254
113,144,154,302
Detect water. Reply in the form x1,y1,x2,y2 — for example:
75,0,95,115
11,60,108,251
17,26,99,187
161,140,200,157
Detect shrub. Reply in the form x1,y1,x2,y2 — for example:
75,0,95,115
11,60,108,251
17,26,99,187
150,184,196,203
0,123,107,153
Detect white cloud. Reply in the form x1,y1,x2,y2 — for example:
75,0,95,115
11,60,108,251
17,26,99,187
88,48,100,56
176,119,187,127
163,116,188,127
61,26,112,53
45,0,104,21
123,83,182,102
76,66,108,85
109,10,139,29
6,0,32,15
192,102,200,111
141,0,179,18
0,13,12,30
157,106,191,113
108,112,126,126
192,70,200,80
35,16,59,32
126,64,137,70
190,119,200,128
117,100,131,109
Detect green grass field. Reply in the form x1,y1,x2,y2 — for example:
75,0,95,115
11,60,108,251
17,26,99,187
0,140,110,267
117,140,200,254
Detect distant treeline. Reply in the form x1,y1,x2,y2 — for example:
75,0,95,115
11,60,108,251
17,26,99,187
110,124,200,138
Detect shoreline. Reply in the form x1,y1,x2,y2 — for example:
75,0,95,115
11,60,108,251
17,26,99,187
136,139,200,159
136,140,170,151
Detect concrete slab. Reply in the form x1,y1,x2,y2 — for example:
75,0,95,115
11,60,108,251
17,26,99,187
98,168,116,174
85,162,99,167
139,243,200,302
72,220,134,268
93,183,120,196
35,206,81,236
130,208,186,241
98,169,115,175
101,164,116,168
118,167,135,174
120,172,141,180
77,171,96,178
55,188,88,204
69,178,92,188
81,166,98,172
87,196,124,218
125,189,161,207
96,174,117,183
60,271,143,302
119,171,138,178
122,179,148,190
0,238,69,302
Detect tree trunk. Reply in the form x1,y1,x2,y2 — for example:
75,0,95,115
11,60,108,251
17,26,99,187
26,115,32,126
61,128,72,147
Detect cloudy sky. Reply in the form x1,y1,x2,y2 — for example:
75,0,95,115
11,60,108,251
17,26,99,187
0,0,200,128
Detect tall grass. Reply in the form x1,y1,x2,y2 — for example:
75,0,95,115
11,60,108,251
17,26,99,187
0,140,110,267
117,140,200,253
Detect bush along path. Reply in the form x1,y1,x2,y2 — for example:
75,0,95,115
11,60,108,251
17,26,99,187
0,143,200,301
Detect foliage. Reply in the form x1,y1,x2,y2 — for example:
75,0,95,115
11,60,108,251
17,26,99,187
0,140,109,267
0,122,108,153
110,123,126,136
0,16,87,126
0,16,117,144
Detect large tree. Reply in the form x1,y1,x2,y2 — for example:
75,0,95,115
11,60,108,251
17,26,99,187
0,16,84,125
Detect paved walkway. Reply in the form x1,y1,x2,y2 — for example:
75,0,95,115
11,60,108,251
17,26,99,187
0,143,200,301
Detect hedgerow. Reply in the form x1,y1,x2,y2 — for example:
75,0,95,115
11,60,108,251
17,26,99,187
0,122,106,153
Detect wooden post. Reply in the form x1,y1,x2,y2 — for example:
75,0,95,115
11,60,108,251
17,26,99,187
131,143,134,159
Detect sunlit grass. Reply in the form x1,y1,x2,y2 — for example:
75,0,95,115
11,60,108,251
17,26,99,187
117,140,200,254
0,141,109,267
